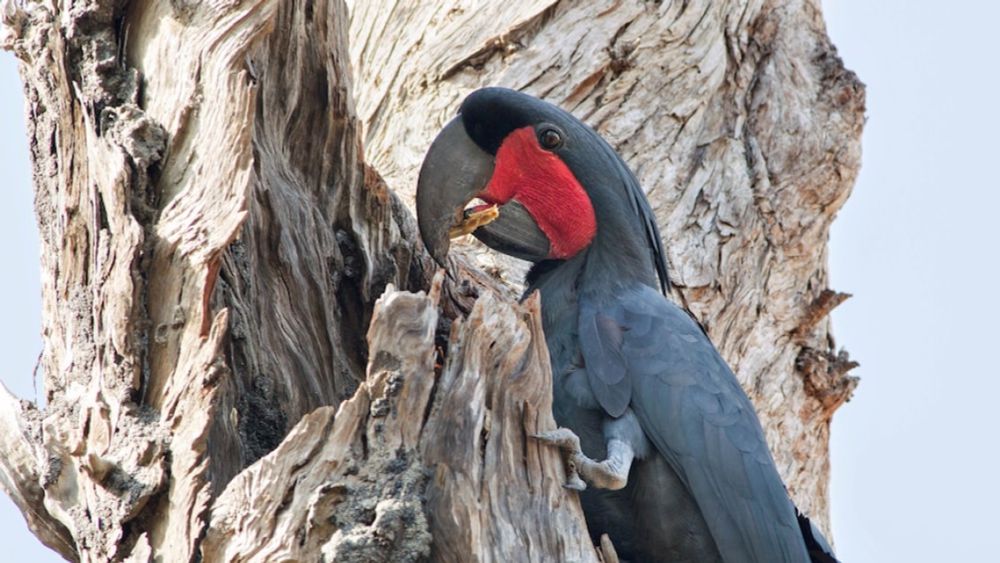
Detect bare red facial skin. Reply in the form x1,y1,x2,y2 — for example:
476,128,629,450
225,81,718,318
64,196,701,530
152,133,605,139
479,126,597,259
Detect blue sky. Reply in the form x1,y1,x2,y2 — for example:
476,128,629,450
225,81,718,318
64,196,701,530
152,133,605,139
0,50,52,560
2,1,998,560
825,1,1000,560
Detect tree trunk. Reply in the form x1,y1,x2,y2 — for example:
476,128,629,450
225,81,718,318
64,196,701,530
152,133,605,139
0,0,863,561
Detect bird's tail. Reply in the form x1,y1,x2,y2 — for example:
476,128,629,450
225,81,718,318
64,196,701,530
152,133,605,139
795,508,839,563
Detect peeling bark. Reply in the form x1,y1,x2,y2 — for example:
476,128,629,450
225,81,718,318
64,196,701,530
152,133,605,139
0,0,862,560
203,277,597,562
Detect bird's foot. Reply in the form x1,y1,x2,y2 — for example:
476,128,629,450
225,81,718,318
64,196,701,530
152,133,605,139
533,428,588,490
533,428,582,451
532,429,632,491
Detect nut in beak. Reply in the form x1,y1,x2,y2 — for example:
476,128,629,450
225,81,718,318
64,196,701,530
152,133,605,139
448,205,500,239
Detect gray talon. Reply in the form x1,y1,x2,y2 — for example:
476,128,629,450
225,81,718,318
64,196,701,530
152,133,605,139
534,430,634,491
533,428,582,451
534,428,589,489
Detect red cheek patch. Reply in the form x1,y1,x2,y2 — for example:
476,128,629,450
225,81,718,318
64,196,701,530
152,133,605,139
481,126,596,259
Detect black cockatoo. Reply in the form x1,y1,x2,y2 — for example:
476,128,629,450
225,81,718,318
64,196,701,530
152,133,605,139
416,87,836,563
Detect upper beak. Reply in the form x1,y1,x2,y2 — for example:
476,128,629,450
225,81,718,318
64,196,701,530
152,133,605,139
416,116,495,266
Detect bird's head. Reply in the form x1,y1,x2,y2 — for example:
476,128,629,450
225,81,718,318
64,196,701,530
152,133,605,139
417,87,668,292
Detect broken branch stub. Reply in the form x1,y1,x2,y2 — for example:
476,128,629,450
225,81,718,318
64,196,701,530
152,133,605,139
422,289,598,562
203,276,596,562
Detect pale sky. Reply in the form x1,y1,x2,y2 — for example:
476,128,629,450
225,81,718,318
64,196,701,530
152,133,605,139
825,1,1000,560
1,1,997,561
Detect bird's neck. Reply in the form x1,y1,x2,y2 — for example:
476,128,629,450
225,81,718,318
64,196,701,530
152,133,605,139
582,232,658,295
527,232,658,307
525,236,658,376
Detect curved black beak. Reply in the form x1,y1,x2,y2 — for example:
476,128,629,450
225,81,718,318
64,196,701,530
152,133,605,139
416,116,495,266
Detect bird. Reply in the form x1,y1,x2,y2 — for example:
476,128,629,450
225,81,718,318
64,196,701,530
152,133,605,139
415,87,837,563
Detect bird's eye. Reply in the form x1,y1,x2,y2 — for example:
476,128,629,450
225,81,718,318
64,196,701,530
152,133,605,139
538,127,563,150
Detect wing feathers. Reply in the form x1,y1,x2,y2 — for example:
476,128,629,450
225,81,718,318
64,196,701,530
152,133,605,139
580,285,810,562
579,297,631,417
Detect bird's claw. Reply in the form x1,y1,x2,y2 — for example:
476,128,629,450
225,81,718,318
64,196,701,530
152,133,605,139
563,472,587,491
532,428,587,490
533,430,633,491
532,428,582,452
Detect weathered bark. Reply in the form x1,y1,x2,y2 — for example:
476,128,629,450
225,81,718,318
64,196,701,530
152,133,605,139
201,275,597,562
0,0,862,561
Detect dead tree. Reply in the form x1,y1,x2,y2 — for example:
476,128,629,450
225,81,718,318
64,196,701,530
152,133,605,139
0,0,863,560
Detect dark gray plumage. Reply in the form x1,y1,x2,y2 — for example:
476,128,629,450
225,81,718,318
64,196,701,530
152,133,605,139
415,87,837,563
547,281,808,561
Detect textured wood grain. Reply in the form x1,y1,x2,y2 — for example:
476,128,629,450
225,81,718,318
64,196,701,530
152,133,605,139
1,0,421,559
0,0,862,560
202,282,440,562
0,384,76,560
203,279,597,562
421,290,597,562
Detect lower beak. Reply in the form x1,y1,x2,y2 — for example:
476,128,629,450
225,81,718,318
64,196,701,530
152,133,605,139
416,116,495,266
473,199,550,262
